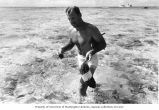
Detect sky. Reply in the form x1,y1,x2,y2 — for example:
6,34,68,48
0,0,159,7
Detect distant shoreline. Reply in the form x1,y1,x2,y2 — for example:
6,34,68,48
108,6,159,9
0,6,159,9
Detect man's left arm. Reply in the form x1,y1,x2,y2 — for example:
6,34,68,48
90,26,106,55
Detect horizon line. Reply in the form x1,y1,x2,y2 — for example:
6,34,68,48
0,6,159,8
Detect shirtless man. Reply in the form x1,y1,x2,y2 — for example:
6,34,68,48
58,6,106,96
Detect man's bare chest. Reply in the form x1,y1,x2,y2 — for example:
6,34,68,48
71,30,91,45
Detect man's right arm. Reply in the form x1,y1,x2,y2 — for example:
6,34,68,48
60,38,75,54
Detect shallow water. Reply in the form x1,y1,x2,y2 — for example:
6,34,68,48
0,7,158,104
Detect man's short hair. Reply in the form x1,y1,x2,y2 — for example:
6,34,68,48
65,6,82,17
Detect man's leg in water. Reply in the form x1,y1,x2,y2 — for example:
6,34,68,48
79,78,88,96
79,66,97,96
77,55,88,97
79,67,97,96
78,54,98,96
87,53,98,88
79,65,96,103
88,65,97,88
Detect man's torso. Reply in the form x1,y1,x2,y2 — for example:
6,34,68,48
69,23,94,56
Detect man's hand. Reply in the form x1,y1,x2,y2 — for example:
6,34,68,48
85,50,93,61
58,49,64,59
58,53,64,59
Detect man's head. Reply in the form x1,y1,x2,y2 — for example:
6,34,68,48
65,6,82,28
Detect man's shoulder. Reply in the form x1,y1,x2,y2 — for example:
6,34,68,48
67,26,77,40
68,26,77,33
86,23,98,31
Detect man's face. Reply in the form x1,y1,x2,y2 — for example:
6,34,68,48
67,11,80,28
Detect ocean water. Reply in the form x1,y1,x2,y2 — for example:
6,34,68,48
0,7,158,104
0,7,158,39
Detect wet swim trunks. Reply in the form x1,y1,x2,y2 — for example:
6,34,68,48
77,54,98,69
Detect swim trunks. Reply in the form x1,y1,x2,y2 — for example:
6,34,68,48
77,54,98,69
